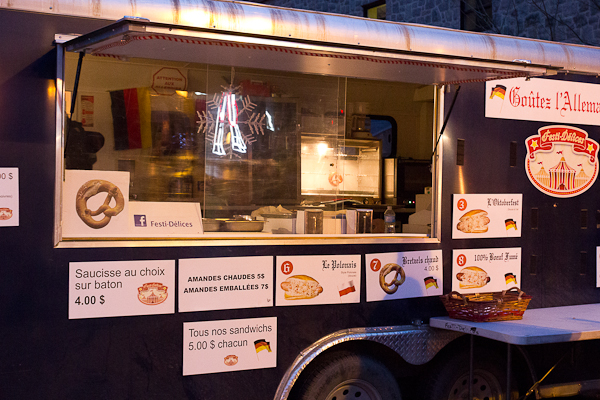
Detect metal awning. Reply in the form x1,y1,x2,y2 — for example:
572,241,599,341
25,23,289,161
61,18,553,86
41,0,600,84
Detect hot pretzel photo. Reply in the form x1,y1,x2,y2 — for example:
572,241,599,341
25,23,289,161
379,263,406,294
75,179,125,229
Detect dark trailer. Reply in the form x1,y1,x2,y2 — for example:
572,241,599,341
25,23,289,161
1,0,600,399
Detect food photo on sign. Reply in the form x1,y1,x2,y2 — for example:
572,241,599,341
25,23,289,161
365,250,443,302
452,194,522,239
275,255,361,306
62,170,130,238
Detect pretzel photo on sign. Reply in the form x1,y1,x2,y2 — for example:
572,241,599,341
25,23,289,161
75,180,125,229
379,263,406,294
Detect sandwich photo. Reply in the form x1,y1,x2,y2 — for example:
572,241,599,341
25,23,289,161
457,209,490,233
456,266,490,289
280,275,323,300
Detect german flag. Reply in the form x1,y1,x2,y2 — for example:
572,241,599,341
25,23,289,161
505,219,517,230
110,88,152,150
490,84,506,100
424,276,438,289
254,339,272,354
505,273,517,285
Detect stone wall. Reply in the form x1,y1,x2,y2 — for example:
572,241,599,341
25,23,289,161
253,0,600,46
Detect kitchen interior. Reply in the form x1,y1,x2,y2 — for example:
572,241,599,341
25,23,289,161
64,53,435,235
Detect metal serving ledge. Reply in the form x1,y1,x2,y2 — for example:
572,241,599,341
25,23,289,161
430,304,600,399
430,303,600,345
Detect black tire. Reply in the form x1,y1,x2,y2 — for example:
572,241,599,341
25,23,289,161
292,351,402,400
425,349,518,400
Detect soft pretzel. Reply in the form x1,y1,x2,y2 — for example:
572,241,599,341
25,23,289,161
75,180,124,229
379,263,406,294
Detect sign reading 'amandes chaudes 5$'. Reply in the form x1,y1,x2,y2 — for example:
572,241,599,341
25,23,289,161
526,125,599,198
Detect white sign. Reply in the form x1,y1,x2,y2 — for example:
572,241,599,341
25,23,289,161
486,78,600,125
129,201,203,237
69,259,175,319
152,67,187,95
63,170,130,238
597,247,600,288
366,250,443,302
452,194,522,239
452,248,521,294
183,317,277,376
0,168,18,227
275,255,360,306
525,125,598,198
178,256,273,312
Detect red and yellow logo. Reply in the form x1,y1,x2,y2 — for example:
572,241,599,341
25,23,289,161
137,282,168,305
526,125,599,198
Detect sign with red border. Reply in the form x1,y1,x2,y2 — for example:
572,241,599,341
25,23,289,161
525,125,599,198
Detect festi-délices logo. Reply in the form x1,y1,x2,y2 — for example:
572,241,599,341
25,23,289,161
525,125,599,198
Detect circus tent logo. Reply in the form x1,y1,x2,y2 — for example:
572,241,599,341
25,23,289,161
525,125,599,198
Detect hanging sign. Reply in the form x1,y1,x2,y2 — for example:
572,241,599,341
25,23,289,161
452,248,521,294
151,67,187,95
486,77,600,125
0,168,18,227
366,250,443,302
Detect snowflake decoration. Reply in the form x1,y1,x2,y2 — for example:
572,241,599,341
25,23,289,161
196,78,266,157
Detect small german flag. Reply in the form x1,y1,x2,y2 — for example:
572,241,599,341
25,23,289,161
505,273,517,285
254,339,272,354
490,84,506,100
424,276,438,289
505,219,517,230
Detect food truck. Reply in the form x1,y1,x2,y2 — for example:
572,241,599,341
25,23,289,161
1,0,600,398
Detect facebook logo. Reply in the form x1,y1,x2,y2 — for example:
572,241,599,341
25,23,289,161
134,215,147,227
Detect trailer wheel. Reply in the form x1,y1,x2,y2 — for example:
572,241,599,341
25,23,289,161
292,352,402,400
425,350,517,400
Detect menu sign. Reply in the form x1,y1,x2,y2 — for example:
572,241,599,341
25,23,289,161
129,201,203,237
69,260,175,319
486,78,600,126
597,247,600,288
0,168,18,227
452,194,522,239
178,256,273,312
452,248,521,294
275,255,361,306
366,250,443,302
183,317,276,376
63,170,130,238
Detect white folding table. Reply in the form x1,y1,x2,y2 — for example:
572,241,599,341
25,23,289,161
430,304,600,399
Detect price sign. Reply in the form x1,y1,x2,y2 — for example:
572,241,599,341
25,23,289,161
366,250,443,302
0,167,18,227
183,317,277,376
69,259,175,319
178,256,273,312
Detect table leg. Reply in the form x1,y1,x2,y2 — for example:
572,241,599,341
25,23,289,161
470,334,474,400
507,343,511,399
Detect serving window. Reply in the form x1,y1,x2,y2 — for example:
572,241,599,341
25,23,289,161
57,49,437,243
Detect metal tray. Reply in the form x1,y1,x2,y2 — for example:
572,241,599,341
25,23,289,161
222,220,265,232
202,218,221,232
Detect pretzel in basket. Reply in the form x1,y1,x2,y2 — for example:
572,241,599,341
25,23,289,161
379,263,406,294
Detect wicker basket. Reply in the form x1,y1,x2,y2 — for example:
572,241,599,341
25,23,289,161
440,287,532,322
